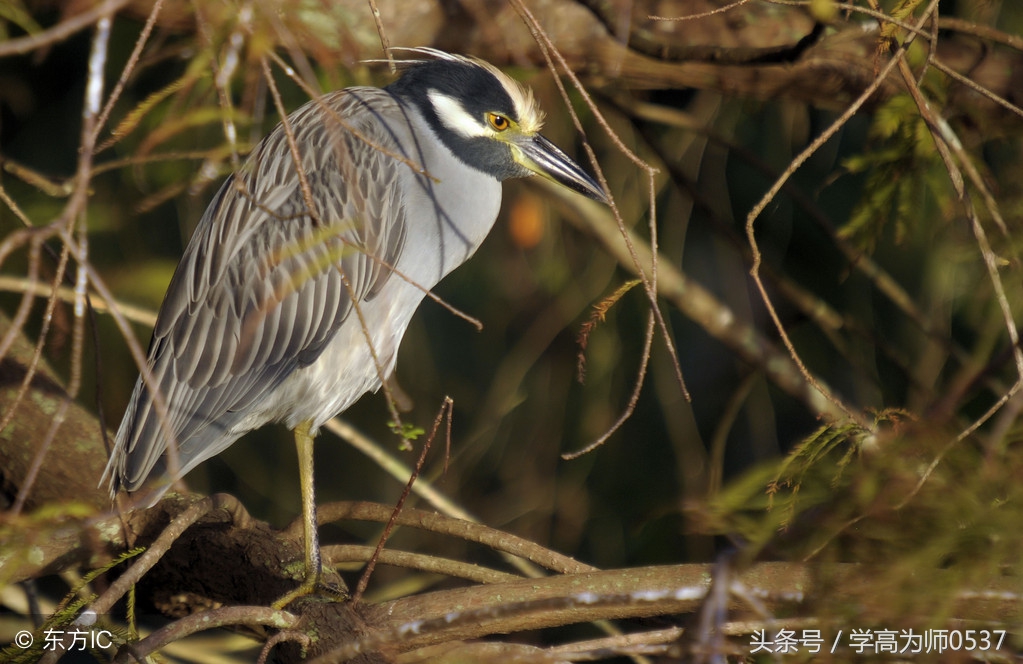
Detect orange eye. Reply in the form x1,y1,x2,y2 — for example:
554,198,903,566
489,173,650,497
487,113,510,131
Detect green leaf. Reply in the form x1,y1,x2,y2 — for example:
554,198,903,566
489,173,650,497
388,421,426,441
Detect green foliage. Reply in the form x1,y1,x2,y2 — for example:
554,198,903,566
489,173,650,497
696,415,884,558
389,420,427,441
841,94,951,250
79,546,146,590
696,408,1023,625
577,279,641,382
0,547,144,664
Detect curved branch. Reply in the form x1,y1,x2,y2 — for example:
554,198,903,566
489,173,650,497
0,0,132,57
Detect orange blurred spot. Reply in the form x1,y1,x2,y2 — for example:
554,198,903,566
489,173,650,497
508,193,546,249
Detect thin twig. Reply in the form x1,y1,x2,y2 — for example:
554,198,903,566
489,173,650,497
510,0,690,458
37,496,245,664
0,275,157,327
309,501,597,576
367,0,395,73
88,496,227,615
767,0,934,38
266,50,439,178
6,242,70,510
0,235,42,369
323,544,521,584
114,606,298,664
260,55,416,448
12,11,114,513
891,12,1023,437
352,397,452,603
0,181,35,227
743,4,943,428
324,418,550,580
650,0,753,22
931,58,1023,120
938,15,1023,51
196,0,250,173
266,53,484,331
326,418,474,520
563,312,655,459
0,0,131,57
92,0,166,150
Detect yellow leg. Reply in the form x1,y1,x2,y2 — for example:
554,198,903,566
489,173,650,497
273,420,321,609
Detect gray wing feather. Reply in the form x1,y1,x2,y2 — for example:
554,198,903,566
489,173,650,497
109,88,412,492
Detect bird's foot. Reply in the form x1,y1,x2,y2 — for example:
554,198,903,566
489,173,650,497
273,567,348,609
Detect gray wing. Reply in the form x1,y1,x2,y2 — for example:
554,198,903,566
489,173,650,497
108,88,412,492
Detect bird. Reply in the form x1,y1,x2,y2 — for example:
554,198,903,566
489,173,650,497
103,47,608,606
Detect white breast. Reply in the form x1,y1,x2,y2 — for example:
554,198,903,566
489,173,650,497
252,102,503,433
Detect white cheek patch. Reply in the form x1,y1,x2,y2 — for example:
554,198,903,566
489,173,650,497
428,90,494,139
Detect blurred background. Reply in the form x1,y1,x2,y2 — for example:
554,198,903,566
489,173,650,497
4,0,1023,658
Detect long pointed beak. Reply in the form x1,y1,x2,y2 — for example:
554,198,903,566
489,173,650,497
514,133,609,204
